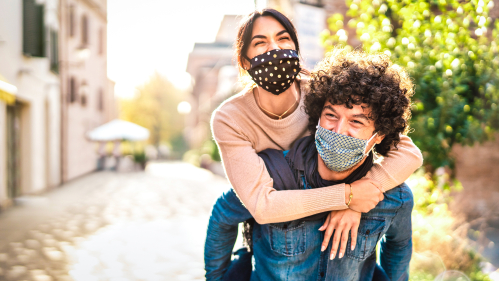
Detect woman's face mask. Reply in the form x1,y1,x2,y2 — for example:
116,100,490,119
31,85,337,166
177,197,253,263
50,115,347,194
315,119,377,172
247,49,301,95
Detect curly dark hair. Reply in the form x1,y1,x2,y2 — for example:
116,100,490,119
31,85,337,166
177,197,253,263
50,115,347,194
304,48,414,156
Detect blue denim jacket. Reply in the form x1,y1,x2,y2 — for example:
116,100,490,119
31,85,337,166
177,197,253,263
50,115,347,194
205,173,413,281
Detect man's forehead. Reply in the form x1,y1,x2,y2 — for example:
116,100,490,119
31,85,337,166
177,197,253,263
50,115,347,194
323,101,372,113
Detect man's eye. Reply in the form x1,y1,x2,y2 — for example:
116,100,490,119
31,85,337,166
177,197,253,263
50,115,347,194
353,120,364,125
326,113,337,118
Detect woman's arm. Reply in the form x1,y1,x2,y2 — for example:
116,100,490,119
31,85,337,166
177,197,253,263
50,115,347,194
366,135,423,191
212,110,349,225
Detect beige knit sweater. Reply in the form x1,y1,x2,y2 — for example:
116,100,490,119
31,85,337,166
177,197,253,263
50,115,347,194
211,81,423,224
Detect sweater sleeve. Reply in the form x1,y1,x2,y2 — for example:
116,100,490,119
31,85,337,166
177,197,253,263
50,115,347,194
366,135,424,192
211,110,348,224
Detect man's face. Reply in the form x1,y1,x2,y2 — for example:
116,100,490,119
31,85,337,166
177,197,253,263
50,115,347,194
319,101,384,152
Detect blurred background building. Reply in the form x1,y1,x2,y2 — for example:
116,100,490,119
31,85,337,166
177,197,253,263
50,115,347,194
185,15,240,149
59,0,116,182
0,0,115,211
0,0,61,209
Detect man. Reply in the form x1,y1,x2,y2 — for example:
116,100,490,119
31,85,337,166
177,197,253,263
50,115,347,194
205,48,418,281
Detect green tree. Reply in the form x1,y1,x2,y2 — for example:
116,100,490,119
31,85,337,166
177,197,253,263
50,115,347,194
120,73,188,151
322,0,499,171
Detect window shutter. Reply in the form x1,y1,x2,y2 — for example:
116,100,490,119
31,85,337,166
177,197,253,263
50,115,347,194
69,5,75,37
69,77,77,103
50,29,59,73
81,15,89,45
23,0,45,57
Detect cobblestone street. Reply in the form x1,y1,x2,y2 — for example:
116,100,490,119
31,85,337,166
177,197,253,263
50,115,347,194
0,162,237,281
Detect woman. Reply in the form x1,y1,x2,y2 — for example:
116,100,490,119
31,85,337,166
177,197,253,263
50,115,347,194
206,8,422,280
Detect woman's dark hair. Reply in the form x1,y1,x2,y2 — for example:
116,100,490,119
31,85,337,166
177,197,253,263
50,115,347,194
304,48,414,156
235,9,300,73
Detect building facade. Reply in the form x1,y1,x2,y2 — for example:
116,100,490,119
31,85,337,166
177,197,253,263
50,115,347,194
0,0,61,209
185,15,241,149
0,0,115,210
59,0,116,182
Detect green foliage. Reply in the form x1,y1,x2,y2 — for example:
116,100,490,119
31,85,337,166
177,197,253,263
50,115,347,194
120,73,188,150
182,139,221,167
322,0,499,170
132,150,147,164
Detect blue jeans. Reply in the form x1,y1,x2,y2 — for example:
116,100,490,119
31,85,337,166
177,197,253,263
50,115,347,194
322,184,413,281
204,189,252,281
204,184,413,281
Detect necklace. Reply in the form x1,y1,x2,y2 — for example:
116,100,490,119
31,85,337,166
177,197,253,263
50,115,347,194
255,88,299,120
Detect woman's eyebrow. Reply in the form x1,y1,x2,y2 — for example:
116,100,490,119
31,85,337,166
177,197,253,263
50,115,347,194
251,35,267,41
276,30,288,36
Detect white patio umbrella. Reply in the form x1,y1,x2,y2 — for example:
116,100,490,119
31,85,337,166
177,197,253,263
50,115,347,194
87,119,150,142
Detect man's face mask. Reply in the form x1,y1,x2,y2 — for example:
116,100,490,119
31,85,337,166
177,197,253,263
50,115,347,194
315,119,377,172
247,49,301,95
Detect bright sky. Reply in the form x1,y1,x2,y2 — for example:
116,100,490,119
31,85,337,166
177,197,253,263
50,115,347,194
107,0,259,98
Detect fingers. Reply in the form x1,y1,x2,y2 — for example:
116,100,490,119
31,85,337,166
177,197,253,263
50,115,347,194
318,214,331,231
330,225,343,260
350,223,358,251
338,228,350,259
321,221,335,252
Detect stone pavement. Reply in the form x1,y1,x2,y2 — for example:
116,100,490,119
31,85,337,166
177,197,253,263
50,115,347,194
0,161,241,281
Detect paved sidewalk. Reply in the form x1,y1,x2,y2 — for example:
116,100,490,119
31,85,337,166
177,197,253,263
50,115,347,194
0,161,239,281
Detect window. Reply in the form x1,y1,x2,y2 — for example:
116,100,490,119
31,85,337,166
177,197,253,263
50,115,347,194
69,77,77,103
69,5,75,37
23,0,45,57
50,29,59,73
98,28,104,55
80,82,88,106
81,94,87,107
81,15,89,45
98,89,104,111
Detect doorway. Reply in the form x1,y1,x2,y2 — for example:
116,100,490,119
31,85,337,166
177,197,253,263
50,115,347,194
6,103,21,199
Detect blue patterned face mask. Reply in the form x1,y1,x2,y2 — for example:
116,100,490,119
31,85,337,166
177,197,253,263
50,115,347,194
315,119,377,172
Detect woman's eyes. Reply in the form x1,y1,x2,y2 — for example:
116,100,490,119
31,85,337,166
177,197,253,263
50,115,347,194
254,41,264,46
279,36,290,41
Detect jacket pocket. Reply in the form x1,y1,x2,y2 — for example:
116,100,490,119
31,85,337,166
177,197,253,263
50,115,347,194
346,216,386,261
269,220,306,257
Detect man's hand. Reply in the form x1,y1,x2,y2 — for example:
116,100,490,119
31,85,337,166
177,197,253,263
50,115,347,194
319,209,361,259
345,178,384,213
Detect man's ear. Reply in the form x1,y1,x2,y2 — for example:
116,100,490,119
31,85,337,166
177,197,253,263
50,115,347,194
374,134,385,145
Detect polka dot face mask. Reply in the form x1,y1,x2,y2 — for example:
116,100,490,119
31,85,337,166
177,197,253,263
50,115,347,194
247,49,301,95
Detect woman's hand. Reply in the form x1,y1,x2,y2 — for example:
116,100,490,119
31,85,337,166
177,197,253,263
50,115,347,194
346,178,384,213
319,209,362,260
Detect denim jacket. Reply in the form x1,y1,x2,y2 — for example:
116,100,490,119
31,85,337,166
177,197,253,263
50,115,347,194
205,161,413,281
